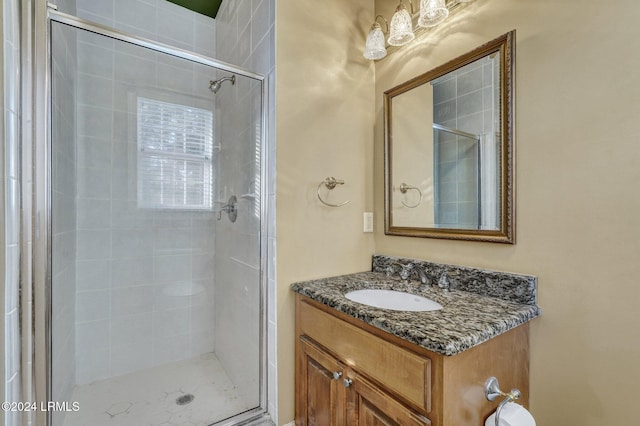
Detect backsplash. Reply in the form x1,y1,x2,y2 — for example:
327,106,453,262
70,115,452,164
372,255,537,305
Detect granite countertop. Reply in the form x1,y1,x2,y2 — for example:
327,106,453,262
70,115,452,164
291,271,541,356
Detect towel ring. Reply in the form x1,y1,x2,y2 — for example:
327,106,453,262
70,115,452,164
317,177,351,208
399,182,422,208
485,377,522,426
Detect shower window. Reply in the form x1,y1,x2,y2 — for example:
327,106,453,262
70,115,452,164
136,96,214,210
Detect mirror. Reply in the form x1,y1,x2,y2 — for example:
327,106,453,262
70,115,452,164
384,31,515,243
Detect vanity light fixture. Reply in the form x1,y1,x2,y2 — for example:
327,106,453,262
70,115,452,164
364,0,477,61
388,0,415,46
418,0,449,28
363,15,389,60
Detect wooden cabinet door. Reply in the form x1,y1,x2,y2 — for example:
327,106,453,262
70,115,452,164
347,371,431,426
296,337,347,426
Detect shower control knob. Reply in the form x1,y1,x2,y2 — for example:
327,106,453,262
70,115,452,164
343,378,353,388
332,371,343,380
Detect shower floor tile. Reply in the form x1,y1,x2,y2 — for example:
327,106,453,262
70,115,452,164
63,352,252,426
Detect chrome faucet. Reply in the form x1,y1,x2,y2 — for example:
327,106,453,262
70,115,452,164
438,269,459,292
393,262,430,285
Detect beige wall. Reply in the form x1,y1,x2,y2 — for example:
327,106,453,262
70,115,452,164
275,0,376,423
374,0,640,424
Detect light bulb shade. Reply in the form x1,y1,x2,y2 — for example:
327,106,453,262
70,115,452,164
418,0,449,28
363,24,387,60
388,4,415,46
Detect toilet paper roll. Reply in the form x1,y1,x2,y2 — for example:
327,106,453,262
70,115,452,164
485,402,536,426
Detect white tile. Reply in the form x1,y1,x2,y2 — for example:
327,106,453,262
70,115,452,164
153,254,191,283
77,259,111,291
251,0,270,51
76,319,110,350
251,29,271,75
110,342,152,376
77,166,112,199
152,333,190,365
111,285,154,317
189,330,215,356
77,41,114,78
111,200,150,229
114,0,157,35
77,229,111,260
77,105,113,139
190,304,215,334
114,51,157,85
154,227,192,253
157,1,194,47
77,73,114,109
76,347,110,385
76,290,110,322
78,133,113,172
111,313,153,347
77,198,111,229
112,229,154,258
77,0,114,21
110,166,136,201
111,257,154,287
152,307,191,339
191,253,214,280
157,62,194,95
194,16,216,57
237,0,253,35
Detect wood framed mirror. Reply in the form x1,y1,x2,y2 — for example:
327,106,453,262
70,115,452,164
384,30,515,243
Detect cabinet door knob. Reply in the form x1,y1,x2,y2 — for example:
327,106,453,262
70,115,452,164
343,378,353,388
332,371,343,380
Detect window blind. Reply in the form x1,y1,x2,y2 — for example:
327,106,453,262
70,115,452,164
137,96,214,210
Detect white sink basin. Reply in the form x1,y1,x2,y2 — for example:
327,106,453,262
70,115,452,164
344,289,443,312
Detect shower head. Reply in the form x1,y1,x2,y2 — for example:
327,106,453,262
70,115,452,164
209,75,236,94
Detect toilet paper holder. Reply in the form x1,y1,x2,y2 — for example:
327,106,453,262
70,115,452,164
485,376,521,426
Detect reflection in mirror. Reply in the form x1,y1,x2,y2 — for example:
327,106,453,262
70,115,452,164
385,31,514,243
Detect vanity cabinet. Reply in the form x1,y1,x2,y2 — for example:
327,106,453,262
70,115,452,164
299,337,430,426
295,294,530,426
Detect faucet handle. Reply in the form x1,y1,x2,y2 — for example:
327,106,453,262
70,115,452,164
393,262,413,280
438,272,448,290
384,265,395,276
438,270,457,291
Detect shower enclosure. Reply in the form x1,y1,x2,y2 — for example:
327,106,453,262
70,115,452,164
41,4,269,426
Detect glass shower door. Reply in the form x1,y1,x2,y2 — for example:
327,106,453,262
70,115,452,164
50,20,264,426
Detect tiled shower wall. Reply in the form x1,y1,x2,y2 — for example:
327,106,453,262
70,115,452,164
67,2,218,384
3,0,22,424
213,0,275,410
432,56,499,228
73,0,216,58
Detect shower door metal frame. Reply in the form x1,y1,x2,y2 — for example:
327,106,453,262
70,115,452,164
29,3,271,426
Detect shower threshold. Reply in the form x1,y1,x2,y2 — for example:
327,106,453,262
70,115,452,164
62,352,252,426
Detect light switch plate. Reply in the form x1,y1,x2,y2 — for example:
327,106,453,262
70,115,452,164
363,212,374,233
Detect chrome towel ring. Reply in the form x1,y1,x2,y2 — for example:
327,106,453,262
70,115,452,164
317,177,351,208
399,182,422,208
